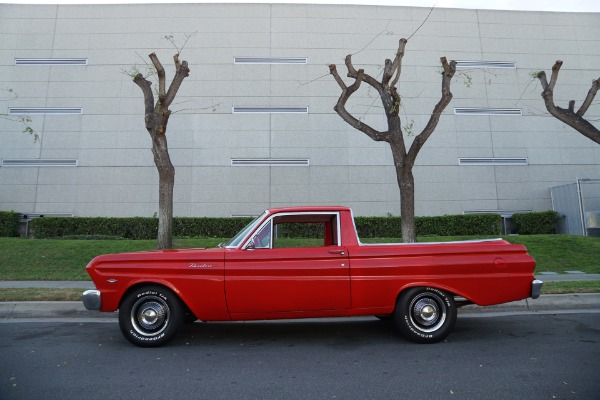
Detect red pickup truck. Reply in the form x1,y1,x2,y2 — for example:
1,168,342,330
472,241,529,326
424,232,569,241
83,206,541,347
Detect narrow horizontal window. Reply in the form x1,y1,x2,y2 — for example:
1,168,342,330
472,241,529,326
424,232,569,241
232,106,308,114
15,58,88,66
463,210,532,215
459,158,528,166
234,57,307,64
19,213,73,219
1,159,78,167
231,158,310,167
454,108,522,116
456,61,516,69
8,107,83,115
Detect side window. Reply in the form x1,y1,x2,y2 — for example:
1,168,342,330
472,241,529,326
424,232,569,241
272,215,340,248
273,222,325,248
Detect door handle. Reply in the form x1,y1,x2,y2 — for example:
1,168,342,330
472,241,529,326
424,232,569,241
328,250,345,255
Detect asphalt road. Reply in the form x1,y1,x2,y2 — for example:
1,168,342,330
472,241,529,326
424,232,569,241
1,312,599,400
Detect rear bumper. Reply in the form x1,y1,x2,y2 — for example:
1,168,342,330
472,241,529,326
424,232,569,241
82,289,101,310
531,279,543,299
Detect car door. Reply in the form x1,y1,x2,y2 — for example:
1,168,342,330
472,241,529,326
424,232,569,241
224,216,350,316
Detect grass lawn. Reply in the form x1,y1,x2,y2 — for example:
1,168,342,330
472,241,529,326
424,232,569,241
0,237,223,280
0,235,598,281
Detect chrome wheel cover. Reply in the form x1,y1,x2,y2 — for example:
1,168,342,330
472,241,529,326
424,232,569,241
408,292,447,333
130,296,170,337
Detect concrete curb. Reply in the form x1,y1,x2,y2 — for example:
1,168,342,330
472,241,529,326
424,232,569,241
0,301,115,319
1,294,598,320
460,293,600,313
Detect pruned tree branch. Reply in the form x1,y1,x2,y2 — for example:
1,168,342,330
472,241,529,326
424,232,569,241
329,64,388,142
578,77,599,117
329,38,456,242
387,38,407,88
149,52,166,100
133,73,155,130
536,60,600,145
165,58,190,107
406,57,456,166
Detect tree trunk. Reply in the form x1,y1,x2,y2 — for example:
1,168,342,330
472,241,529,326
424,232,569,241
399,170,416,243
152,133,174,250
391,140,416,243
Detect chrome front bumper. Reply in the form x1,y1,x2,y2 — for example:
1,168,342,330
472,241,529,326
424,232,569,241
531,279,543,299
82,289,101,310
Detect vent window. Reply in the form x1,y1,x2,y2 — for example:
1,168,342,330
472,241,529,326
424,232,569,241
454,108,522,116
1,159,78,167
456,61,516,69
231,158,310,167
234,57,307,64
8,108,83,115
232,106,308,114
459,158,528,166
15,58,88,66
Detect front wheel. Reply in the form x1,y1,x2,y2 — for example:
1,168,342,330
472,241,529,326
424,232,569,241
119,285,184,347
394,287,456,344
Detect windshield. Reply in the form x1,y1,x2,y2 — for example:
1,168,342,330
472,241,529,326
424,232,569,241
221,211,267,248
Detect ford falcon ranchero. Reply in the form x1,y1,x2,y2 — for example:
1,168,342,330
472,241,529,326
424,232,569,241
82,206,541,347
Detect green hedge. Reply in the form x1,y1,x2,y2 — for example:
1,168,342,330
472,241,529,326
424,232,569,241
512,211,559,235
30,213,503,239
0,211,20,237
417,214,502,236
355,214,502,238
31,217,158,239
173,217,254,238
30,216,255,239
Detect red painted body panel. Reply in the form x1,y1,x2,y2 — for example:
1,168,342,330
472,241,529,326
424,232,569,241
85,206,536,321
224,246,350,317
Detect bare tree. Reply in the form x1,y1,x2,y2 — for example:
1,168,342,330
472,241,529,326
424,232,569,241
133,52,190,250
534,60,600,145
329,38,456,243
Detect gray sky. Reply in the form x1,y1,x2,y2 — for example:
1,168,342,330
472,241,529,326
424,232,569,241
3,0,600,13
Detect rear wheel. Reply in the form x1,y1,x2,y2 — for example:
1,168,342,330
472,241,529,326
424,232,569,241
394,287,456,343
119,285,184,347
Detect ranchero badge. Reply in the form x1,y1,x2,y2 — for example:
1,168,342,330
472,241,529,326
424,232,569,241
189,263,213,269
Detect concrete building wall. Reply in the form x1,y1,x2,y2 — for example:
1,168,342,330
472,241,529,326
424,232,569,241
1,3,599,218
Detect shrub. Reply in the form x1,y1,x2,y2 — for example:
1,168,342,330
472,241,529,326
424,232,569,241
0,211,20,237
354,214,502,238
417,214,502,237
354,216,402,238
513,211,559,235
31,217,158,239
31,216,254,239
28,213,505,240
173,217,254,238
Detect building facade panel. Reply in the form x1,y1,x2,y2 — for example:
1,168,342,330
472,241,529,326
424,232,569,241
0,3,598,219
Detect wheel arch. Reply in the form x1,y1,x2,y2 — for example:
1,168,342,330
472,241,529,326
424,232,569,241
119,280,192,313
394,282,472,308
